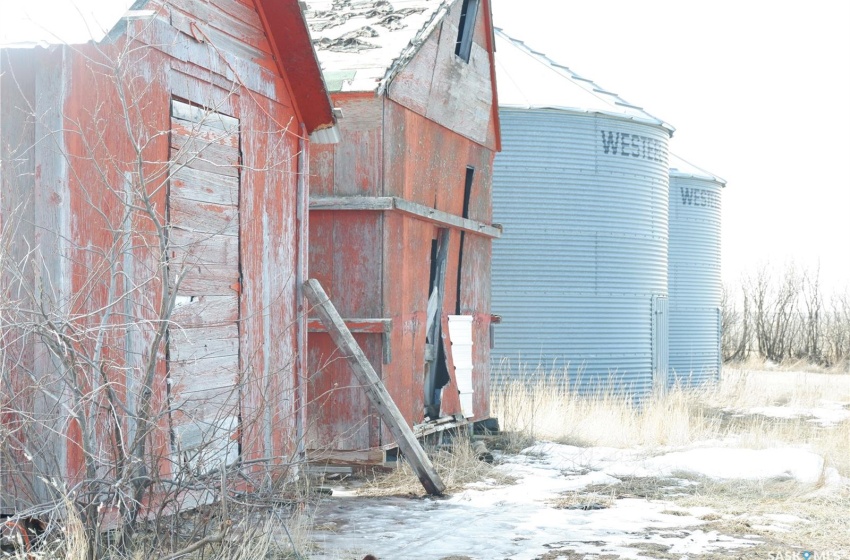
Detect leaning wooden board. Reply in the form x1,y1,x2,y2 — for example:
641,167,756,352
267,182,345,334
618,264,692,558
303,278,446,495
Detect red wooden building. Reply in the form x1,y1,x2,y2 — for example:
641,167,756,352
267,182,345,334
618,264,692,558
0,0,336,512
302,0,502,461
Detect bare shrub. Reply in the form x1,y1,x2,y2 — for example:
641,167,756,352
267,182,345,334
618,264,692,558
0,18,312,560
722,263,849,369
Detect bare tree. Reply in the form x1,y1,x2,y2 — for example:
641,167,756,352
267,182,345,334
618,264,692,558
798,265,823,363
721,281,750,362
752,263,801,363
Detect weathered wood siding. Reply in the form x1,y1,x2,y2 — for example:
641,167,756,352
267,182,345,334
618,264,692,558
306,94,384,450
382,98,493,423
306,91,495,450
1,50,41,510
1,0,314,506
387,0,498,151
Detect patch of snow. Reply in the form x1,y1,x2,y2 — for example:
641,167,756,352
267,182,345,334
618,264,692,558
519,442,826,485
606,447,825,484
307,437,840,558
310,442,779,559
742,404,850,426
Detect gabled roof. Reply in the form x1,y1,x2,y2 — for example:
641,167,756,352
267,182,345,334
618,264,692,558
0,0,337,138
302,0,452,93
669,153,726,186
494,28,674,134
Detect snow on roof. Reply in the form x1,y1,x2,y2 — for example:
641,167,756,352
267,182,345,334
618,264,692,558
670,153,727,185
494,28,674,133
0,0,141,48
302,0,451,93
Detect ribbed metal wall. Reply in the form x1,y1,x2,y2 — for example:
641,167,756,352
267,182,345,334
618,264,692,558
492,109,671,399
668,169,723,387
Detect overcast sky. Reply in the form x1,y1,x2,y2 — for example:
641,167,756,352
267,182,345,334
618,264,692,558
3,0,848,291
491,0,850,293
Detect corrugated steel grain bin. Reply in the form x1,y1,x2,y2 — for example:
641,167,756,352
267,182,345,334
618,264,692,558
668,155,725,387
490,29,674,399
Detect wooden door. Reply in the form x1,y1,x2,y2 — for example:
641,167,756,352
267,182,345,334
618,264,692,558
167,99,241,476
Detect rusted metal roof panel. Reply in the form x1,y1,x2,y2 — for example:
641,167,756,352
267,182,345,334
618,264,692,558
302,0,452,92
494,28,674,133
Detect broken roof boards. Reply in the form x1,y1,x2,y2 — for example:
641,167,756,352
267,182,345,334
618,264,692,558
304,0,500,458
490,29,672,399
1,0,334,510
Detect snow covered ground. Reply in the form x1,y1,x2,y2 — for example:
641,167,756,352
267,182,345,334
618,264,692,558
306,372,849,559
307,444,839,559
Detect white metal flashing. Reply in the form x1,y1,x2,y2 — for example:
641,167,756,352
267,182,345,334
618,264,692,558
309,124,342,144
669,153,726,185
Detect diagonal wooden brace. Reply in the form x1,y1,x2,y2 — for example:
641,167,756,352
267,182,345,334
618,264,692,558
303,279,446,495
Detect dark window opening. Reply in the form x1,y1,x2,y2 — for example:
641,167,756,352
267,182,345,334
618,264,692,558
455,167,475,314
429,238,439,293
455,0,479,63
425,229,451,420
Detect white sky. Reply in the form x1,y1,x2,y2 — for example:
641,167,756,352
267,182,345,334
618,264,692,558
3,0,847,291
0,0,136,46
492,0,850,293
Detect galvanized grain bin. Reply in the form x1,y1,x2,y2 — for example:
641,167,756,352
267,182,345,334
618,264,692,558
491,29,674,399
668,155,725,387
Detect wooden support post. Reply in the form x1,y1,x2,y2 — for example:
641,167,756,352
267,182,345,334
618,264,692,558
303,279,446,496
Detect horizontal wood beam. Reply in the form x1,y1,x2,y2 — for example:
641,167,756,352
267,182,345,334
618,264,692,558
308,317,393,363
307,318,391,334
309,196,502,238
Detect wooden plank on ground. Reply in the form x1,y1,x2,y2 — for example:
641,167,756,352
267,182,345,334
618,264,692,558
306,448,387,467
303,279,446,495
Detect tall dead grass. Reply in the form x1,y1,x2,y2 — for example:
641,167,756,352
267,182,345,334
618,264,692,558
491,366,850,476
2,500,311,560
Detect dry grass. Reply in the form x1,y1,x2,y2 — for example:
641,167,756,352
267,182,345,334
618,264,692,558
548,490,615,510
490,364,850,556
357,434,514,497
492,366,850,476
673,479,850,556
1,500,313,560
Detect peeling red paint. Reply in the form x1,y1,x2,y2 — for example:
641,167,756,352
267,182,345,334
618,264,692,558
1,0,332,510
305,0,500,456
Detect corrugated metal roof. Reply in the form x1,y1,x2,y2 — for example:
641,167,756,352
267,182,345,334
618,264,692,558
302,0,452,93
669,153,726,185
494,28,674,134
0,0,141,48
